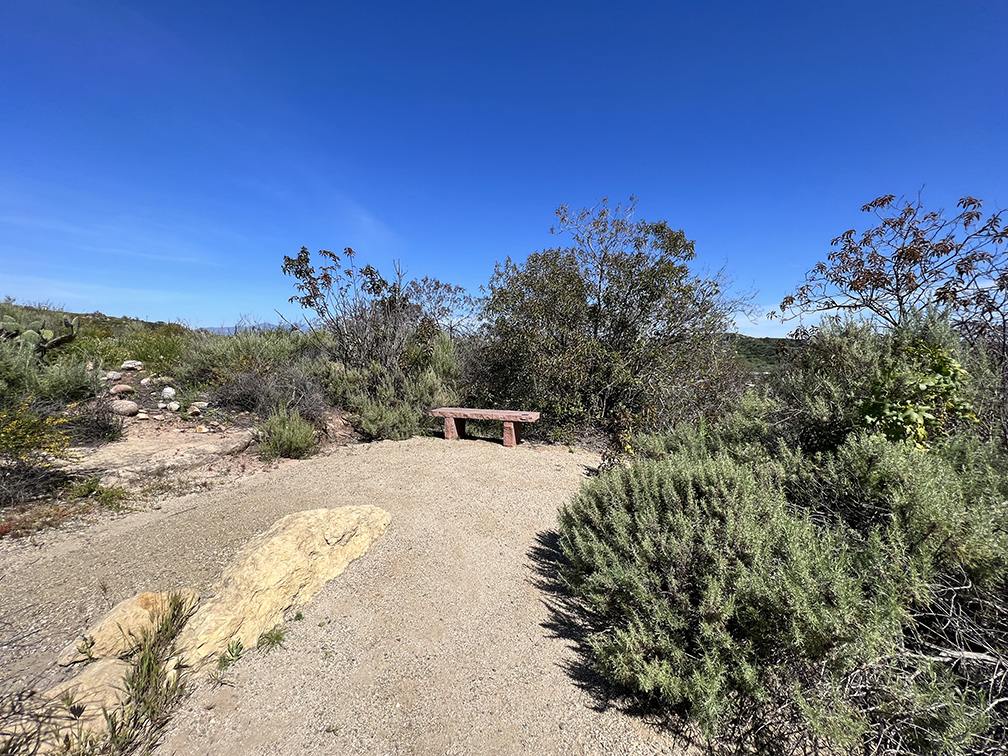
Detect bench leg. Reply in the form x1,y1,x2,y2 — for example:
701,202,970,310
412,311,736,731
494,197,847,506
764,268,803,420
444,417,459,441
503,421,516,447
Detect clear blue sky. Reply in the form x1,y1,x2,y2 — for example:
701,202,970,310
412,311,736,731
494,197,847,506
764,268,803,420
2,1,1005,336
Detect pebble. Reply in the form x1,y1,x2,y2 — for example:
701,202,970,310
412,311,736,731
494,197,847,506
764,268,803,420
167,401,181,412
110,384,135,396
104,371,122,382
140,377,152,387
162,387,177,400
121,360,143,370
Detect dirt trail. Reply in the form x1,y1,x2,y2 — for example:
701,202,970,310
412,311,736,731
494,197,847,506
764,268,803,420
2,437,684,755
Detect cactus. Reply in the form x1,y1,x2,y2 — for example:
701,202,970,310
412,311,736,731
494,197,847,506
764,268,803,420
0,313,79,361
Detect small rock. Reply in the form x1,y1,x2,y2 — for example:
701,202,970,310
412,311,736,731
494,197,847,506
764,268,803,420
158,402,168,409
86,361,95,371
167,401,181,412
192,401,209,409
121,360,143,371
161,387,177,400
136,412,149,420
196,425,209,434
140,377,152,387
110,384,135,396
110,400,139,417
187,405,201,416
104,371,122,382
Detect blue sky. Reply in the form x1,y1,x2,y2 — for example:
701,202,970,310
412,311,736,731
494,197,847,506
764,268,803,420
1,1,1005,336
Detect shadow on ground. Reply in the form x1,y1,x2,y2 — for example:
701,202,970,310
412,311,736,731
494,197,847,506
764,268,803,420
526,529,695,748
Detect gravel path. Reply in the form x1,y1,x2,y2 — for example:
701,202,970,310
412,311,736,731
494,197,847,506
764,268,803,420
2,437,686,755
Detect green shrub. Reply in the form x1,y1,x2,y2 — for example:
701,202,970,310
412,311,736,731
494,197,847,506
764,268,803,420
474,203,747,441
558,451,903,745
771,318,889,453
0,340,97,408
257,406,317,460
316,333,460,440
210,364,330,429
782,433,1008,593
175,328,307,388
0,400,70,508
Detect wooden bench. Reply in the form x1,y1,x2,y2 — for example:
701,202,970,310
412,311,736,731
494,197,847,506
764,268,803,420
428,407,540,447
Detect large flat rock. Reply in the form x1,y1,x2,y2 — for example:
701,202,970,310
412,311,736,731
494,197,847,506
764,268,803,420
177,505,391,670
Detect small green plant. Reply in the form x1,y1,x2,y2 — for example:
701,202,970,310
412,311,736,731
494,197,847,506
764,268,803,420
257,406,317,461
292,610,304,622
257,624,287,653
217,639,244,670
863,341,976,446
76,635,96,663
66,477,130,511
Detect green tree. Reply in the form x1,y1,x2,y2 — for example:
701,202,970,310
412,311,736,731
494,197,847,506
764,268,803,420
476,197,746,439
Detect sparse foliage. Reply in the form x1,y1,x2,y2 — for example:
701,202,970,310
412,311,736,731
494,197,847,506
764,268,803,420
777,193,1008,338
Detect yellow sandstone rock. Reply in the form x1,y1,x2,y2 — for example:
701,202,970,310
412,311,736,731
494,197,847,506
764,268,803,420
57,591,198,666
177,505,391,669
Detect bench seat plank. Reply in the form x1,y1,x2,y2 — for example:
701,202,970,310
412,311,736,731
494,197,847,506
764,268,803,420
429,407,540,423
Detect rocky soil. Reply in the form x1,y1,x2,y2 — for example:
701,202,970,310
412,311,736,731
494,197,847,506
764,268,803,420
2,433,689,755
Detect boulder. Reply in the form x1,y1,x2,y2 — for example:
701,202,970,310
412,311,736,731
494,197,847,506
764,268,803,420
57,591,197,666
109,384,135,396
120,360,143,371
177,506,391,669
109,400,139,417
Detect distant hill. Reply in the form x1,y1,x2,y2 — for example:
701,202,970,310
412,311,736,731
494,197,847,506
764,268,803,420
727,333,802,371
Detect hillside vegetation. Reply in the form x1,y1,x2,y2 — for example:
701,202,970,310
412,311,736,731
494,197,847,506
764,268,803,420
2,194,1007,753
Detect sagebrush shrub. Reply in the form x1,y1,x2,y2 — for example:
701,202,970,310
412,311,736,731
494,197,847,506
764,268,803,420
257,406,317,460
558,451,902,744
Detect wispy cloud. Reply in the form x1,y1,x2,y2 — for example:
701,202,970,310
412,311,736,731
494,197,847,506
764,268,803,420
75,244,222,267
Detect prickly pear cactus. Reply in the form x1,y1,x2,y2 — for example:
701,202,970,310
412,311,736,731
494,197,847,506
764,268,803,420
0,313,80,361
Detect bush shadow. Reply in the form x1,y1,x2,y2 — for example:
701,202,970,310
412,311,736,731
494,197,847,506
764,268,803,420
526,529,693,741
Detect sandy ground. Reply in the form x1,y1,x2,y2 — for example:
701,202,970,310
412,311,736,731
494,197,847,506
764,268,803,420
1,437,687,755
